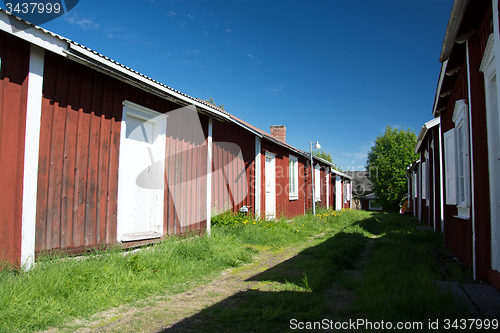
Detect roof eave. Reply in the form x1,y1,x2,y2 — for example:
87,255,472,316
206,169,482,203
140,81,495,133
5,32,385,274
439,0,468,63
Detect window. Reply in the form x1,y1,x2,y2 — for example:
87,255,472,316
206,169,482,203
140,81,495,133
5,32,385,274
314,164,321,201
444,99,470,218
369,200,382,211
289,155,298,200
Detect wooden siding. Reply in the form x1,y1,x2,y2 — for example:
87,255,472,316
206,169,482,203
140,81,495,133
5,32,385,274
211,120,254,215
468,28,491,280
440,61,472,268
0,32,30,265
261,140,307,218
438,6,493,275
165,113,208,235
35,52,208,256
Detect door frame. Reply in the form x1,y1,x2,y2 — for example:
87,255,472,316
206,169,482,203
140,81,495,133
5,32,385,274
116,100,168,242
264,151,276,219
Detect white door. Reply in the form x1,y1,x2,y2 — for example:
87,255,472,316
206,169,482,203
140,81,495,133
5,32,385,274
335,176,342,210
265,152,276,219
117,101,167,242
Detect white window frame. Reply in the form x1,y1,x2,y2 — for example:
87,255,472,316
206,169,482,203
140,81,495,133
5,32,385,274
480,32,500,271
369,200,382,211
314,164,321,202
288,155,299,200
421,161,427,200
451,99,471,219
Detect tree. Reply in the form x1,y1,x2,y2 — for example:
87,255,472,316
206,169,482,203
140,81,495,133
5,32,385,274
206,97,225,110
366,126,418,212
313,150,344,172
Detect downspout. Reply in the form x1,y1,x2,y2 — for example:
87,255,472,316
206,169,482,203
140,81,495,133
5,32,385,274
466,39,477,280
432,135,437,232
439,117,445,234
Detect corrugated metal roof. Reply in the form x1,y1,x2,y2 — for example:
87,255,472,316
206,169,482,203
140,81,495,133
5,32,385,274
0,9,229,118
2,8,352,176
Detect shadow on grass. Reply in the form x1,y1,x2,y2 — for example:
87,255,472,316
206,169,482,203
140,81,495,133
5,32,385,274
159,217,382,333
158,213,471,332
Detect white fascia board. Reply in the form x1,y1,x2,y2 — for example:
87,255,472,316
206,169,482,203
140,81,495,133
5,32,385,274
66,43,230,121
415,118,440,153
433,60,449,116
439,0,467,63
415,126,428,154
425,117,440,129
0,11,68,56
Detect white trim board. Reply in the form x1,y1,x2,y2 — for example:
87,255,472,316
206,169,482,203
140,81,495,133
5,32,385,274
21,44,45,269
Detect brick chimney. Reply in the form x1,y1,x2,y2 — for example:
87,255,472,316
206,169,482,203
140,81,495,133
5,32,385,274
270,125,286,142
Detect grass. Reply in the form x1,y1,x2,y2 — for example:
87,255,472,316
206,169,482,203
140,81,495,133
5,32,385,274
0,208,353,332
169,212,472,333
0,210,470,332
0,231,256,332
341,213,467,328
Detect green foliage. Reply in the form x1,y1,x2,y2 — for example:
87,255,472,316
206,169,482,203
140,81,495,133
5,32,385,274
366,125,418,212
313,149,332,163
211,209,239,226
206,97,225,110
313,150,343,172
0,233,255,332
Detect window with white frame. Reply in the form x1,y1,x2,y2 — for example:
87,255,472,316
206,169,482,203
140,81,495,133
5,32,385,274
443,99,470,218
289,155,299,200
369,200,382,211
314,164,321,201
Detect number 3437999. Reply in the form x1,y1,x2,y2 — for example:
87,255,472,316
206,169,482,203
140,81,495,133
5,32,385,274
5,2,62,15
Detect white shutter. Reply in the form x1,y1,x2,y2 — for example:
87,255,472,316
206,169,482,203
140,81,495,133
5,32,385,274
421,162,427,200
444,129,457,205
413,172,417,197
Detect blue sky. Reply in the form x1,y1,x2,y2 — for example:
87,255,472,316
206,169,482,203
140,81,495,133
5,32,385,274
36,0,453,170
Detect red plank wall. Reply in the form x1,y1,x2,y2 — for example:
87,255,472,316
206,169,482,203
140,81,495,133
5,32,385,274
261,140,307,218
468,12,492,279
36,51,209,255
0,32,30,265
164,112,209,236
211,120,254,215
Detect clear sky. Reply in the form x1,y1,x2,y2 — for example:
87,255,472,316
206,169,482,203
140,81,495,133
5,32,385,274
36,0,454,171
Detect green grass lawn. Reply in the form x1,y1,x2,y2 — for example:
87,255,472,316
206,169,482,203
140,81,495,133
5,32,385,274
0,209,469,332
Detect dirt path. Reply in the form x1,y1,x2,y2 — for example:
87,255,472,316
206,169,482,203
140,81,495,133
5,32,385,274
324,238,374,317
47,246,307,333
46,239,374,333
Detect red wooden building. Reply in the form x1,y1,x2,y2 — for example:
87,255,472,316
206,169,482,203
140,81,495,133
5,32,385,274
0,10,352,268
409,0,500,289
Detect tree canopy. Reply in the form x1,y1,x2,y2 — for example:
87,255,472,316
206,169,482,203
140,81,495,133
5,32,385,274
206,97,224,110
366,126,418,212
